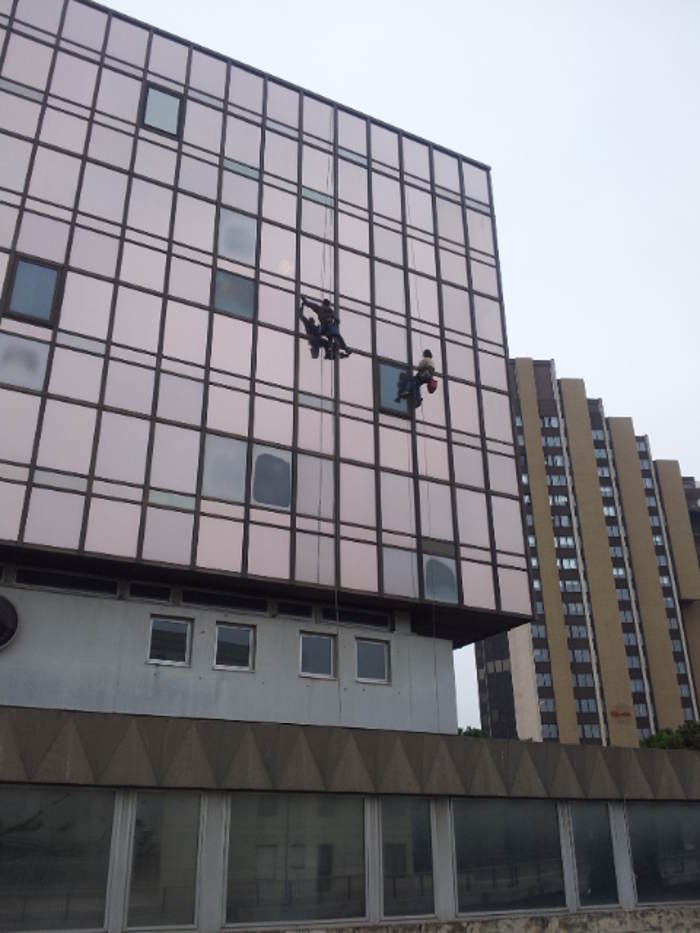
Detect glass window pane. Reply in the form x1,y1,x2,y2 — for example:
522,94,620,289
9,260,58,322
225,116,261,166
340,463,375,526
357,639,388,681
628,801,700,903
402,137,429,178
382,797,433,916
303,96,333,140
297,454,333,519
85,497,140,558
157,373,203,426
264,131,298,180
0,388,40,463
423,554,458,603
454,798,564,912
267,82,299,127
128,791,200,926
251,445,291,509
247,524,289,579
260,221,295,277
379,361,409,415
214,269,255,318
570,802,618,907
0,333,48,390
216,624,252,668
38,400,95,474
374,261,405,313
383,547,418,598
371,124,398,166
301,633,334,676
142,507,193,565
229,65,263,112
0,786,114,931
218,208,257,264
79,163,127,223
227,793,364,923
24,488,84,548
95,412,150,484
150,423,200,493
202,434,247,502
149,617,189,663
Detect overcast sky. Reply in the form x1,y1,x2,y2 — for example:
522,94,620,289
107,0,700,727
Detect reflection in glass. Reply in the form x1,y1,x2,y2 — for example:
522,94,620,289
197,516,243,573
85,498,140,558
218,208,257,264
24,488,84,548
303,96,333,140
214,269,255,318
423,554,458,603
454,798,564,912
297,454,334,518
9,259,58,322
402,138,429,178
37,400,95,474
357,639,388,681
0,785,114,932
216,624,253,668
383,547,418,598
570,802,618,907
248,524,290,579
267,82,299,127
340,463,375,526
142,508,193,565
157,373,203,426
0,333,48,390
127,791,200,927
0,389,40,463
252,445,291,509
371,124,399,166
227,793,364,923
628,802,700,903
95,412,150,484
382,797,433,916
202,434,247,502
378,361,409,415
150,423,200,493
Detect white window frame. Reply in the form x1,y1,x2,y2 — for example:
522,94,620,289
214,622,255,672
356,638,390,684
299,631,336,679
147,616,192,667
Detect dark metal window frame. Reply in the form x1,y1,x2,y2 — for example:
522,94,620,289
299,630,336,679
0,253,64,329
214,621,255,671
355,636,390,684
141,82,185,139
147,615,192,667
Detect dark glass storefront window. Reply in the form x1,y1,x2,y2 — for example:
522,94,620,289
628,801,700,903
214,269,255,318
127,791,200,926
382,797,433,916
0,785,114,931
454,798,565,912
227,793,365,923
7,258,59,324
143,85,182,135
570,801,618,906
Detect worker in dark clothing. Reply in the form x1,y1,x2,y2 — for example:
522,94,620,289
396,349,436,408
300,296,352,360
297,304,326,359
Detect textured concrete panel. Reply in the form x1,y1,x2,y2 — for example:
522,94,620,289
1,707,700,800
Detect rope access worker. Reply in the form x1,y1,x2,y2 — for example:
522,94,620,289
396,349,436,408
300,295,352,360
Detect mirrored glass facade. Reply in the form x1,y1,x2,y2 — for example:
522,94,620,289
0,0,530,638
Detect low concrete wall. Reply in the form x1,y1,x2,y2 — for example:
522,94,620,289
296,905,700,931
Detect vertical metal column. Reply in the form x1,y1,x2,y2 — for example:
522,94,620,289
432,797,458,920
104,790,136,933
197,792,229,933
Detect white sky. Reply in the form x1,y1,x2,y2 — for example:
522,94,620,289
107,0,700,728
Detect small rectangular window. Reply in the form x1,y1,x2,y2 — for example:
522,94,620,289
4,256,61,326
378,360,410,416
213,269,255,319
148,617,191,665
300,632,335,678
215,623,254,669
356,638,389,682
143,85,182,136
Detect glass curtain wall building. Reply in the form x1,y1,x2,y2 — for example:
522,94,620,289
0,0,531,644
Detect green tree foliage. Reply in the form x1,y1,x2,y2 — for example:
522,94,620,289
640,721,700,750
457,726,489,738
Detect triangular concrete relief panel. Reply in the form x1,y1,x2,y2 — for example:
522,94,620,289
249,722,280,782
667,750,700,800
222,725,273,790
275,726,326,791
580,747,623,800
422,737,466,796
377,735,421,794
0,710,28,781
347,729,380,792
33,718,94,785
612,748,655,800
463,743,508,798
301,726,334,789
100,721,157,786
546,745,586,799
195,720,246,786
639,751,687,801
326,731,375,793
505,743,548,798
154,719,193,782
397,732,429,790
135,717,169,783
162,723,216,788
11,708,69,780
73,713,131,783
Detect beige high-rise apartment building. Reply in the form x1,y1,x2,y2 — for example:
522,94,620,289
476,359,700,747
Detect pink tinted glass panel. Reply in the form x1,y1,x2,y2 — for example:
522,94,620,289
95,412,150,484
85,498,140,557
498,567,531,615
456,488,490,547
197,516,243,573
37,401,95,474
0,481,25,541
340,540,377,592
462,561,496,610
247,525,290,579
24,489,84,548
142,508,193,565
0,389,40,462
150,424,200,493
295,532,335,586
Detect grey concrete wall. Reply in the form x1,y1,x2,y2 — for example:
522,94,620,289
0,583,457,733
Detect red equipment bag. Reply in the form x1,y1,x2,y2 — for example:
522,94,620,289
427,377,438,394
